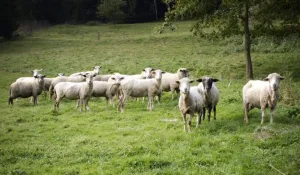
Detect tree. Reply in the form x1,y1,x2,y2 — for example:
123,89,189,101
96,0,126,24
0,0,19,38
162,0,300,80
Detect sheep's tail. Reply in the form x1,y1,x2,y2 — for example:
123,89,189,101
52,89,57,101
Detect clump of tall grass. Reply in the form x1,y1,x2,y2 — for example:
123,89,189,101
280,72,300,106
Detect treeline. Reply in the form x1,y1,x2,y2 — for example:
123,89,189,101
1,0,167,38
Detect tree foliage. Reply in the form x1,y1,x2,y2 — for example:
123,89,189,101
0,0,19,38
96,0,127,24
161,0,300,79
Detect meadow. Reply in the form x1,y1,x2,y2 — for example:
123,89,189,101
0,21,300,175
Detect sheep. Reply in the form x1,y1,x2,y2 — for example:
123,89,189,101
196,76,220,121
242,73,284,124
176,77,203,132
69,66,101,77
161,68,189,100
92,81,121,109
9,74,46,105
94,74,112,81
44,73,65,91
49,73,87,99
53,73,96,112
118,69,165,112
15,69,43,82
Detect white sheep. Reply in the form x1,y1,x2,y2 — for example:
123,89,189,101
94,74,112,81
69,66,101,77
15,69,43,82
44,73,65,92
196,76,220,121
119,69,165,112
9,74,46,105
176,77,203,132
53,73,96,112
92,81,121,109
243,73,284,124
49,73,87,99
161,68,189,100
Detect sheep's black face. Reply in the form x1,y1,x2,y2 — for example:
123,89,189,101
179,69,189,77
197,77,219,92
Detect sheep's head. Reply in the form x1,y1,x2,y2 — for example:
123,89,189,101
32,69,43,77
83,73,96,85
263,73,284,91
57,73,65,77
142,67,155,79
151,69,165,80
177,68,189,78
93,66,102,75
197,76,219,92
176,77,194,95
34,74,46,84
110,73,125,83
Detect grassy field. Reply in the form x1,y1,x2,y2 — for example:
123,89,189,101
0,21,300,175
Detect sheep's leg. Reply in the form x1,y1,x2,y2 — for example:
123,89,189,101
105,97,109,110
76,100,79,109
260,107,266,125
171,88,174,101
208,107,212,121
213,106,217,120
80,98,83,112
244,103,249,124
148,95,154,111
181,113,187,132
196,111,202,127
270,107,276,124
86,99,91,111
188,114,194,132
33,96,38,105
202,108,206,120
8,97,13,105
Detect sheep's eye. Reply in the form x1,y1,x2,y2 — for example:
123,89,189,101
112,78,115,80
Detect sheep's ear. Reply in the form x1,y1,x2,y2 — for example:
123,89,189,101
175,80,180,84
93,74,97,77
43,75,47,78
111,77,115,80
196,79,202,82
39,69,43,71
152,71,156,75
263,77,269,81
142,69,145,72
189,80,194,84
213,79,219,82
34,75,38,78
162,71,166,74
279,76,284,80
151,68,155,71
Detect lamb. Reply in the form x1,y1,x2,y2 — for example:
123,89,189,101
16,69,43,82
49,73,87,99
242,73,284,124
196,76,220,121
53,73,96,112
92,81,121,109
118,69,165,112
176,77,203,132
9,74,46,105
69,66,101,77
161,68,189,100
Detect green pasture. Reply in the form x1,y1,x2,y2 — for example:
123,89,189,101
0,21,300,174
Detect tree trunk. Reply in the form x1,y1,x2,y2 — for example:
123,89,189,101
243,2,254,80
154,0,158,20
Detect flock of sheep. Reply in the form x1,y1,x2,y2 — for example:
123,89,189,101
8,66,284,132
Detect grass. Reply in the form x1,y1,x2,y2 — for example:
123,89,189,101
0,21,300,174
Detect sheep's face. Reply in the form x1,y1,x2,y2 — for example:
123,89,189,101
34,74,46,84
264,73,284,91
197,77,219,92
151,70,165,80
143,67,155,79
176,78,194,95
178,68,189,78
32,69,42,77
84,74,96,85
93,66,102,75
111,74,125,83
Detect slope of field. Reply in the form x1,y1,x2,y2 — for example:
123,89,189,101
0,21,300,174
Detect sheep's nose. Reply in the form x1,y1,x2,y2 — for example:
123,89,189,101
273,84,278,90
